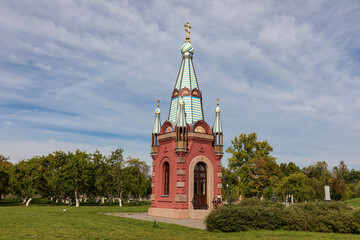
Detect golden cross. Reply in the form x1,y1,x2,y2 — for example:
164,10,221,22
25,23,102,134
217,98,220,106
184,22,191,42
157,99,160,108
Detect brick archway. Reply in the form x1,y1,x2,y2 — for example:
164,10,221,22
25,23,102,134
188,155,214,211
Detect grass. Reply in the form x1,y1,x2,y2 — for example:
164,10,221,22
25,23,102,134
345,198,360,208
1,199,360,239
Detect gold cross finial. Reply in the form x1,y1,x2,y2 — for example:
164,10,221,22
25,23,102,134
184,22,191,42
217,98,220,106
157,99,160,108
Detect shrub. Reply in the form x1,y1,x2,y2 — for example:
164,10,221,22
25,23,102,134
205,199,360,234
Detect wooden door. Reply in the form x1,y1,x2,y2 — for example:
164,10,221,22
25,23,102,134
193,162,207,209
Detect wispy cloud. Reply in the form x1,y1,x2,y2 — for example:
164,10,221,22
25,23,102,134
0,0,360,169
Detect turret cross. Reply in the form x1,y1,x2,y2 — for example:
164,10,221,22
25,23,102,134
184,22,191,42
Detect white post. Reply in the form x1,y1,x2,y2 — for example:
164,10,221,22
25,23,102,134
324,186,331,201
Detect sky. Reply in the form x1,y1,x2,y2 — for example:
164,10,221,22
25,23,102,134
1,0,360,169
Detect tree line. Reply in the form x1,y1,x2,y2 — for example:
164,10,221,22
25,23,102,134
0,149,151,206
222,133,360,203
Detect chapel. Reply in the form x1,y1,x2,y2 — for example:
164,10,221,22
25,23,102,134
148,23,223,219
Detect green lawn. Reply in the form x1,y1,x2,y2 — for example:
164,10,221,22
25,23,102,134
1,199,360,239
345,198,360,208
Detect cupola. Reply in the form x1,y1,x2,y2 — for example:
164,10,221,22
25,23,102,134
213,98,223,155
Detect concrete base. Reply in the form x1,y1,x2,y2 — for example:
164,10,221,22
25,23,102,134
148,207,211,220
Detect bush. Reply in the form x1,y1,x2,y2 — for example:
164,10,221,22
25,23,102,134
205,199,360,234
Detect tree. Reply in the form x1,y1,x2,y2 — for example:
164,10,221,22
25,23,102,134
59,150,92,207
332,161,349,181
221,167,240,203
108,149,125,206
123,157,150,204
226,133,276,197
10,158,42,206
275,172,314,202
93,150,110,204
331,178,351,200
0,155,12,199
302,161,333,200
331,161,353,200
248,157,282,198
280,162,300,177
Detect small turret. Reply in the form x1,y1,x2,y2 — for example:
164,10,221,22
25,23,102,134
151,100,161,156
213,98,223,155
175,96,188,153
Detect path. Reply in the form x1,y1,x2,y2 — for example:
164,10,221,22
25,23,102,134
105,212,206,230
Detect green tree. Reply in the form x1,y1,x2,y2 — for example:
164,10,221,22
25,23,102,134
332,161,349,180
108,149,125,206
280,162,300,177
0,155,12,199
302,161,332,200
221,167,240,203
93,150,110,204
331,178,351,200
123,157,150,204
248,157,282,198
10,158,43,206
331,161,353,200
59,150,92,207
275,172,314,202
226,133,276,197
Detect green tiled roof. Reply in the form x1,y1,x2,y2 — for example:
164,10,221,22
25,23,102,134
168,43,203,125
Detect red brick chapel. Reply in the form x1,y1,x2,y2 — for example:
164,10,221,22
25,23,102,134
148,23,223,219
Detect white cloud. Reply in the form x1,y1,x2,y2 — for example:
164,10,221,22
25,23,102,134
0,0,360,169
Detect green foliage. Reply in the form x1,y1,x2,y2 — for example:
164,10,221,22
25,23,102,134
0,155,12,198
280,162,300,177
248,157,282,197
123,157,151,203
303,161,332,181
275,172,314,202
226,133,275,173
5,149,151,206
221,167,240,203
283,202,360,233
9,158,43,202
226,133,279,198
206,199,286,232
206,199,360,234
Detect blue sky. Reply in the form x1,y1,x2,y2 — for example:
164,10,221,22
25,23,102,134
1,0,360,169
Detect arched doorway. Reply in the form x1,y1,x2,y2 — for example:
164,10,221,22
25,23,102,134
193,162,207,209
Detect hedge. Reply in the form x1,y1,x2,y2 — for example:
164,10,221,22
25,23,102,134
205,199,360,234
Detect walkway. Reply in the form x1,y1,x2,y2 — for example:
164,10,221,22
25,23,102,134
105,212,206,230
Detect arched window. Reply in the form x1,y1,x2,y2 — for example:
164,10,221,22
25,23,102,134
163,162,170,195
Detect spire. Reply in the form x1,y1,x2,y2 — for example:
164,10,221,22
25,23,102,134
168,22,204,125
152,100,161,134
213,98,222,133
177,96,187,127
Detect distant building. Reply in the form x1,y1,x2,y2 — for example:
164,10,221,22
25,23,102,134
148,23,223,219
